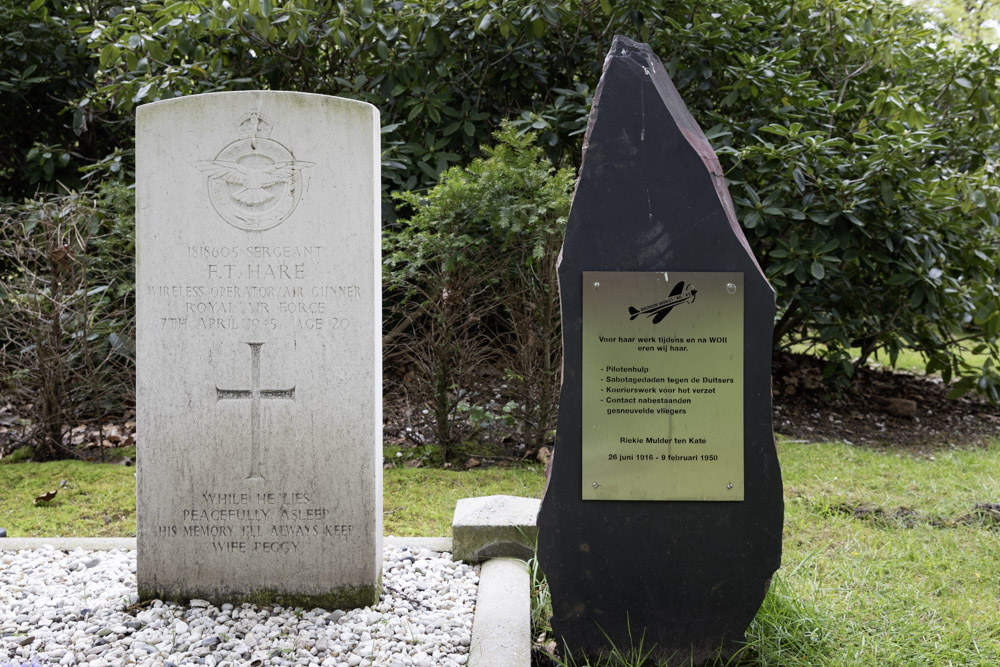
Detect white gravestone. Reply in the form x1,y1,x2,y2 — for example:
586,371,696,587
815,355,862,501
136,92,381,607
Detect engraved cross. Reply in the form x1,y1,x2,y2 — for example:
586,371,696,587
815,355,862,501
216,342,295,480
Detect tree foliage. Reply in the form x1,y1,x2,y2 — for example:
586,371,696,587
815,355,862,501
664,2,1000,396
78,0,618,199
0,1,124,196
2,0,999,398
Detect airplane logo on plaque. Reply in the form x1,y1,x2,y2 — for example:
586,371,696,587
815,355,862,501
628,281,698,324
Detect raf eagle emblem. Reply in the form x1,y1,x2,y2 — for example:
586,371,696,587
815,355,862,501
194,159,313,207
194,114,314,232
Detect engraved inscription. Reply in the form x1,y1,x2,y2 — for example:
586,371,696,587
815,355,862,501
145,245,363,335
216,342,295,480
155,488,359,554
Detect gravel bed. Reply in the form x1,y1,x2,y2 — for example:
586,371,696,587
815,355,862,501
0,546,478,666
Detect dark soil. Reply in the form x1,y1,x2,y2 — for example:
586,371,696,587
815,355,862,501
802,500,1000,531
772,352,1000,451
3,353,999,462
379,351,1000,471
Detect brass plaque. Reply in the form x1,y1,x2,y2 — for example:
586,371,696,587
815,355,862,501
581,271,744,501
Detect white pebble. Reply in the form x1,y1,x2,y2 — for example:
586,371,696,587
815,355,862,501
0,547,477,666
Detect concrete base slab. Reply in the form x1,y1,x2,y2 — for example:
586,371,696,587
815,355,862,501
452,495,540,563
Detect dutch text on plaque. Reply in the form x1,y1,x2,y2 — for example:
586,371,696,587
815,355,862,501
581,271,744,501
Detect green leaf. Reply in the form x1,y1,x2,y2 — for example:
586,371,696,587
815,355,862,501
834,99,859,113
99,44,118,70
133,82,152,103
946,378,974,399
792,168,805,191
704,124,731,141
416,160,437,179
810,261,825,280
28,0,45,11
540,4,559,24
147,40,164,62
886,273,911,285
818,238,839,254
880,179,894,207
974,303,995,324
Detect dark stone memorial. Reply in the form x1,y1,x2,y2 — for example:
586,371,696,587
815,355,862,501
537,36,784,664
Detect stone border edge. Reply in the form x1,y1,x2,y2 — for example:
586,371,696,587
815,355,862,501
468,558,531,667
0,536,452,552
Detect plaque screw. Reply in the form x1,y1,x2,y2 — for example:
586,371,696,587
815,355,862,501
594,282,600,289
592,482,600,489
727,482,734,489
726,283,737,294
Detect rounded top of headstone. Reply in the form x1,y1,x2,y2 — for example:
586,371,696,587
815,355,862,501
137,90,379,115
138,91,378,232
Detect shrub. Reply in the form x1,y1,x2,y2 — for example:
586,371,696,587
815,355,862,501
386,126,573,459
645,0,1000,396
0,183,135,460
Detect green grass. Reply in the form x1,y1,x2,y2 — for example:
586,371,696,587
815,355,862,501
383,465,546,536
0,457,137,537
3,442,999,665
787,343,992,376
0,456,545,538
747,440,1000,666
541,440,1000,666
